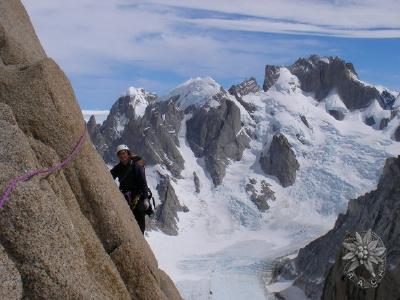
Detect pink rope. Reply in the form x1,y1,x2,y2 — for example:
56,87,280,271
0,123,87,209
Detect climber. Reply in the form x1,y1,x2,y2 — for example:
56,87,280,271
110,144,151,234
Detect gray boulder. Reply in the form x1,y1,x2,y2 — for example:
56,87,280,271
328,110,346,121
186,91,251,186
259,134,300,187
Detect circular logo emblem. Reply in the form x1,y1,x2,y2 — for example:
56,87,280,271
342,229,386,288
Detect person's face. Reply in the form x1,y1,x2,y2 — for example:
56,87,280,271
118,150,130,164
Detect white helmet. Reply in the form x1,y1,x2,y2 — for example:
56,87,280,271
116,144,130,155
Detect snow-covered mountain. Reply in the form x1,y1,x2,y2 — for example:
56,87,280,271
163,77,223,109
86,55,399,299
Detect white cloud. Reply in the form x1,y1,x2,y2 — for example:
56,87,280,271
22,0,327,79
21,0,399,93
146,0,400,34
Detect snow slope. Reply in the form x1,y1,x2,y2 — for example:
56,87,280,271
125,86,151,118
145,68,399,299
162,77,222,109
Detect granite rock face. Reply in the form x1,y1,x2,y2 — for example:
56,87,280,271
0,1,182,299
87,115,108,155
259,134,300,187
155,174,188,236
321,156,400,300
89,97,186,177
228,77,260,114
273,156,400,300
186,90,251,186
263,65,281,92
288,55,385,110
120,100,185,177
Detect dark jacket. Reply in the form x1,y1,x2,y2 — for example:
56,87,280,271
110,156,149,198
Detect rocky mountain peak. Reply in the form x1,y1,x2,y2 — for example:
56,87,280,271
229,77,260,96
288,54,387,110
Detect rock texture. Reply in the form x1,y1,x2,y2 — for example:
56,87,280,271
186,91,251,186
259,134,300,187
321,156,400,300
263,65,281,92
245,178,276,212
394,125,400,142
193,172,200,193
273,156,400,300
155,174,188,236
87,115,108,155
89,97,185,177
228,77,260,114
120,100,185,177
0,1,182,299
288,55,385,110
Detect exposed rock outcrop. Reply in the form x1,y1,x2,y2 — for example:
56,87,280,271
273,156,400,300
228,77,260,114
300,115,311,129
259,134,300,187
120,100,185,177
321,156,400,300
394,125,400,142
155,174,188,236
0,1,182,299
245,178,276,212
88,96,186,177
328,110,346,121
186,90,251,186
263,65,281,92
87,115,108,155
193,172,200,193
289,55,385,110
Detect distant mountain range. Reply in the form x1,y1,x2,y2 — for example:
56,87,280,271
85,55,400,299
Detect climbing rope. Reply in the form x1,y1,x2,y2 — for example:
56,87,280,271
0,123,87,209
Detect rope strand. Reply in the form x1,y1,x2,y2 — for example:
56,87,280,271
0,123,87,209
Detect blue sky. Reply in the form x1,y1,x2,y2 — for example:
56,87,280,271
22,0,400,110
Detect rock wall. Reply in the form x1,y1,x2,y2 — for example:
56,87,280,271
259,134,299,187
0,1,182,299
272,156,400,300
